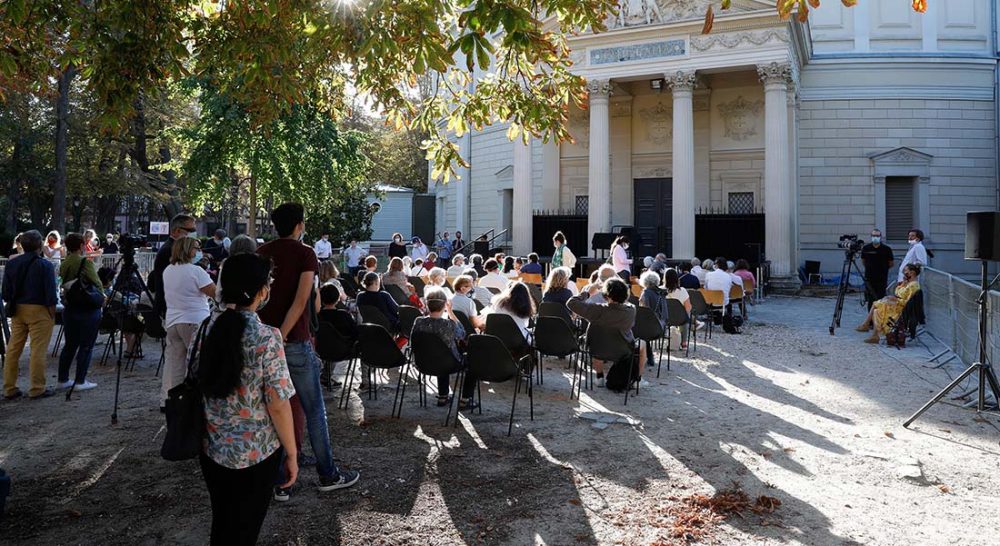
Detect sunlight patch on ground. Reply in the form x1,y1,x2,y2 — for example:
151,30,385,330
58,447,124,505
456,414,489,450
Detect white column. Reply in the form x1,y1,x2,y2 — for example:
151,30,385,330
541,139,560,211
587,79,612,256
758,62,793,278
456,131,472,235
512,136,533,255
667,70,696,259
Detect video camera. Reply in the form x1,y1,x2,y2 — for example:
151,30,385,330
119,233,148,261
838,234,865,255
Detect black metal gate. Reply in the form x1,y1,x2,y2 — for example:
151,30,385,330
532,212,587,259
633,178,672,258
694,212,765,268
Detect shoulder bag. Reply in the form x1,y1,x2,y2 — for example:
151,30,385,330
161,318,210,461
63,260,104,310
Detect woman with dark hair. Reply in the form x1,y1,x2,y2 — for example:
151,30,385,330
733,259,756,288
502,256,517,278
489,281,535,340
196,253,298,546
610,235,632,282
356,271,400,330
56,233,105,391
663,268,693,349
388,232,408,259
858,263,921,344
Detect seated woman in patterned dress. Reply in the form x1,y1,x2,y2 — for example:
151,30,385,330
857,263,921,344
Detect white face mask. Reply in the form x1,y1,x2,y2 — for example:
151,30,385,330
908,239,918,246
623,244,629,250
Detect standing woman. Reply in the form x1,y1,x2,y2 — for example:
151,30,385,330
160,237,216,408
56,233,104,390
82,229,103,256
551,231,577,277
388,232,408,259
610,235,632,283
197,253,298,545
44,231,65,259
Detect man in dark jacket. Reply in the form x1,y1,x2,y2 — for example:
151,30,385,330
148,214,196,318
567,277,638,388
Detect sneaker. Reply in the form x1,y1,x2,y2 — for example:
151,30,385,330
695,321,705,331
75,381,98,391
597,377,606,388
436,395,453,407
329,379,343,388
29,387,56,400
56,380,74,390
317,470,360,492
273,486,291,502
3,389,23,401
638,379,652,388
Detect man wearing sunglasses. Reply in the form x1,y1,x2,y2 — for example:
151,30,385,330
149,213,197,319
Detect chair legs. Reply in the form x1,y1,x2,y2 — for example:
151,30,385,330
509,372,520,436
391,362,408,419
155,338,166,377
51,324,64,357
338,356,357,410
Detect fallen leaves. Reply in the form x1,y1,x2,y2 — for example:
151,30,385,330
938,484,951,494
884,431,895,439
648,486,784,544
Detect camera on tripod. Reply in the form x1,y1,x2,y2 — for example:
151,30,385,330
838,234,865,256
118,233,147,260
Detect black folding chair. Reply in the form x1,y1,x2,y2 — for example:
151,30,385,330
142,310,168,377
632,306,664,379
664,299,690,371
465,334,533,436
537,301,573,328
527,283,543,308
315,320,356,397
533,317,581,397
407,331,466,424
397,305,422,339
407,276,426,297
358,304,397,336
51,308,64,357
338,273,360,299
585,324,637,405
353,324,408,417
485,313,537,384
688,290,711,345
453,310,476,338
385,283,411,306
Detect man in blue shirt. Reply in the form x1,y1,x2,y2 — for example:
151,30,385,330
3,230,59,399
520,253,544,275
435,232,452,268
677,262,701,290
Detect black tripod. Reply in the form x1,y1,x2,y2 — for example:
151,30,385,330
829,251,874,335
97,249,155,424
905,261,1000,427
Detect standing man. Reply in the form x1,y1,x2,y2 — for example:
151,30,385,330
452,231,466,255
343,239,365,279
149,214,197,319
897,228,929,285
257,203,359,501
435,232,452,268
314,233,333,261
101,233,120,254
2,231,58,399
861,228,893,309
203,229,229,262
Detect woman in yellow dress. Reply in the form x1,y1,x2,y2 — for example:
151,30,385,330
856,263,921,344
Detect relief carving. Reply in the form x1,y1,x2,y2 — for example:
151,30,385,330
639,102,672,145
690,29,790,52
718,96,763,142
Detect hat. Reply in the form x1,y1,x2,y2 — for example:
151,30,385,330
412,236,420,243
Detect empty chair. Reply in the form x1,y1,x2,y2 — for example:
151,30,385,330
465,334,534,436
585,324,636,405
358,304,396,336
537,301,573,328
533,317,581,396
406,331,467,424
729,284,746,321
353,323,409,416
688,290,712,343
632,306,664,379
397,305,422,338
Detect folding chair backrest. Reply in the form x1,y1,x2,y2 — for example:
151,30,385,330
586,324,632,363
358,304,393,332
407,276,426,297
699,289,725,307
519,273,543,285
537,301,573,327
466,334,518,383
688,290,709,315
486,286,501,295
409,330,461,376
897,288,925,337
398,305,422,337
385,283,410,305
533,316,579,357
527,283,543,308
576,278,589,293
743,278,755,296
357,323,405,368
665,298,690,328
729,284,744,300
316,321,355,362
630,284,643,298
485,313,529,355
632,306,664,341
453,310,476,337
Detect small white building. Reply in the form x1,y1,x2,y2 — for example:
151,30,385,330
367,184,415,241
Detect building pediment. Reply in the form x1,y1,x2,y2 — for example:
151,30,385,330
606,0,774,30
869,147,933,165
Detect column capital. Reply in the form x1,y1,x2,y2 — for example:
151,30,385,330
586,78,612,98
665,70,697,93
757,62,792,87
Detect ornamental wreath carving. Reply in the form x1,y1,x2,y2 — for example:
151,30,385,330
640,102,672,145
718,96,763,141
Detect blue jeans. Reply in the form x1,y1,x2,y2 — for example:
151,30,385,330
278,341,339,482
58,306,101,383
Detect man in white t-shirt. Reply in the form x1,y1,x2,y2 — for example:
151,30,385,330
704,257,734,308
343,239,366,277
897,228,929,284
314,234,333,260
478,258,510,293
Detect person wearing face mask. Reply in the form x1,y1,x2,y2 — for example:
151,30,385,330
313,233,333,260
343,239,365,278
610,235,633,283
43,231,65,259
897,228,928,285
101,233,120,254
161,237,216,408
82,229,103,257
858,263,921,343
150,213,198,319
860,229,894,310
388,232,408,259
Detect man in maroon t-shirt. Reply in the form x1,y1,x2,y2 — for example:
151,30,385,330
257,203,359,501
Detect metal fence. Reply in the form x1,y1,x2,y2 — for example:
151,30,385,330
0,252,158,281
922,267,999,367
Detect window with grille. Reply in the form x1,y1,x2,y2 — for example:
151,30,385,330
885,177,915,241
575,195,589,215
727,192,754,214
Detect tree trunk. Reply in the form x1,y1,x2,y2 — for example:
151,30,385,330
52,64,77,233
158,143,184,218
247,174,257,237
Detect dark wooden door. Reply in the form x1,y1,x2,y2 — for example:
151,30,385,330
633,178,672,258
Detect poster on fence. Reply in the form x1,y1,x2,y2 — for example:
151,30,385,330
149,222,170,236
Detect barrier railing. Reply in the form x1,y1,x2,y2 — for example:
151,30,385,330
0,251,158,281
921,267,999,368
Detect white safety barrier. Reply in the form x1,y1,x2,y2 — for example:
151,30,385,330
921,267,999,367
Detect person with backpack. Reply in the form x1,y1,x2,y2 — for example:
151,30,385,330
196,253,298,545
567,277,638,388
56,233,106,391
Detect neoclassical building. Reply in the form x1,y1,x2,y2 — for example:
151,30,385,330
430,0,999,286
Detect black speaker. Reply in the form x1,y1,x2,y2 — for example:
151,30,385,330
965,211,1000,261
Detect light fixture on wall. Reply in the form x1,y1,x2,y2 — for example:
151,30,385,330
649,78,664,91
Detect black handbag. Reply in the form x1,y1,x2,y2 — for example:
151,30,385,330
63,260,104,310
160,318,210,461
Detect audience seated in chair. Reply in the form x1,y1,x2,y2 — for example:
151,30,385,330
486,282,535,341
857,263,922,344
479,259,511,293
426,267,453,297
356,272,400,331
567,277,643,388
411,287,478,410
521,253,543,275
542,267,574,306
447,254,467,278
449,275,485,330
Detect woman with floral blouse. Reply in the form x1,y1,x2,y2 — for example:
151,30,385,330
196,253,298,545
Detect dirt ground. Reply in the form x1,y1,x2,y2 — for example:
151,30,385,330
2,295,999,546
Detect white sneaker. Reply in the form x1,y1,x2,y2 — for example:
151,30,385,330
56,380,74,390
598,377,605,387
74,381,98,391
638,379,652,388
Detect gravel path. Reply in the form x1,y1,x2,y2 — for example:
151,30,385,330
1,295,998,545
